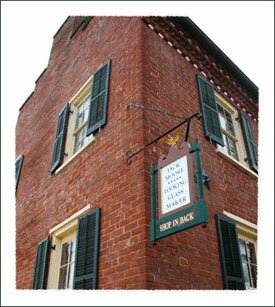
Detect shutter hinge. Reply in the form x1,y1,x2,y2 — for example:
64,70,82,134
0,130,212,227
194,170,210,190
202,169,211,190
64,152,68,157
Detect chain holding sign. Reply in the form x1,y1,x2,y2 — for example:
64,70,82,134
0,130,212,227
150,142,208,241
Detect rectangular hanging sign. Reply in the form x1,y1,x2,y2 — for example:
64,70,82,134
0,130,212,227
150,142,208,241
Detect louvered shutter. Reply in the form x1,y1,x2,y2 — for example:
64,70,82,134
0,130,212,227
50,104,69,174
196,75,224,146
86,60,111,136
240,111,258,173
215,215,245,290
73,208,101,289
32,237,50,289
15,155,24,190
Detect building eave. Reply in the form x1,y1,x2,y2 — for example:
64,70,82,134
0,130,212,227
170,17,259,104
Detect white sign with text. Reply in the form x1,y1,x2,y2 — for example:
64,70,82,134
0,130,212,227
160,155,190,214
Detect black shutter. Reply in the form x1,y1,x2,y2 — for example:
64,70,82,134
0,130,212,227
32,237,50,289
215,215,245,290
196,75,224,146
86,60,111,136
73,208,101,289
240,111,258,173
15,155,24,190
50,104,69,174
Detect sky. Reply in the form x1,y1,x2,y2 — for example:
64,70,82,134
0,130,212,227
1,1,274,306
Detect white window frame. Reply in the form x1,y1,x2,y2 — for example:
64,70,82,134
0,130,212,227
238,237,257,289
215,93,258,178
55,77,95,174
47,205,91,289
223,210,257,290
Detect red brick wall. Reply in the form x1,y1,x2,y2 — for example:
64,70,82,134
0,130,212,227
141,21,258,289
16,17,258,290
16,17,147,289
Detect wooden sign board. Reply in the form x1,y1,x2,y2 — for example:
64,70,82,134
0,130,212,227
158,143,195,219
150,142,208,241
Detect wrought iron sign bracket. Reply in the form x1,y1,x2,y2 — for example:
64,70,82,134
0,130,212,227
125,109,202,164
126,103,186,120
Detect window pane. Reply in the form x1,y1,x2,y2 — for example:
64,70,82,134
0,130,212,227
74,129,86,153
225,110,233,126
250,264,257,288
242,262,251,289
218,110,227,131
224,136,231,156
75,104,84,130
239,239,257,289
58,238,76,289
68,238,76,289
247,242,257,263
76,114,83,130
75,96,90,130
83,97,90,123
226,122,235,136
227,137,239,160
83,126,89,147
217,104,236,136
225,111,235,136
60,242,70,266
58,266,68,289
217,134,227,154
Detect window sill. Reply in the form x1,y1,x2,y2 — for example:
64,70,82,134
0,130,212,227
54,136,96,175
216,149,258,179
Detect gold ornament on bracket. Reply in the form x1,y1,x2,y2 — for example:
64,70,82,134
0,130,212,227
160,129,180,147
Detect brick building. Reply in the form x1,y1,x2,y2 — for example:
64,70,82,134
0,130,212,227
16,16,258,290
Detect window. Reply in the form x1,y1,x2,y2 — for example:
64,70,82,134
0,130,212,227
50,59,111,174
35,206,101,290
58,237,76,289
47,224,77,290
216,212,257,290
215,93,254,172
197,75,258,175
239,239,257,289
63,81,94,164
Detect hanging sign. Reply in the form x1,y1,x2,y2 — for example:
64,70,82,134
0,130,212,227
150,142,208,241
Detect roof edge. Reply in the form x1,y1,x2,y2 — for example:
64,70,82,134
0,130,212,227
170,17,258,102
19,91,34,111
53,16,70,38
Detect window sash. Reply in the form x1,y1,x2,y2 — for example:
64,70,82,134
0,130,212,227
218,105,236,137
58,238,76,289
239,239,257,289
75,96,90,130
218,105,239,161
74,124,88,153
72,96,90,154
